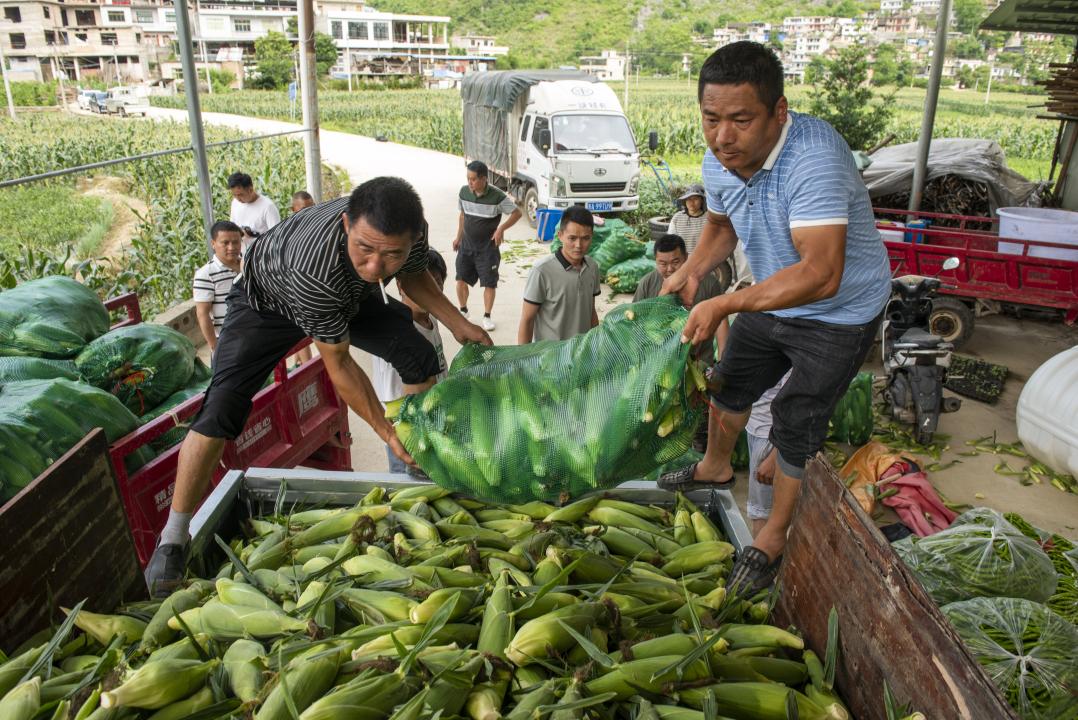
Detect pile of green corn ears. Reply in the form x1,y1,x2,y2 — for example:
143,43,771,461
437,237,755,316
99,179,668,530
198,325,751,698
0,485,856,720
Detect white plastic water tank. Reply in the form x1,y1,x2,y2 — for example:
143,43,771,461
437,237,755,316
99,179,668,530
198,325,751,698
997,207,1078,261
1016,345,1078,478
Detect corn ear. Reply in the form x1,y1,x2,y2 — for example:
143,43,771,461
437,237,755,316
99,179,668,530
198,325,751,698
140,582,211,651
689,511,723,542
299,672,418,720
544,495,600,523
587,507,668,536
222,638,266,703
100,658,218,709
673,510,696,547
394,510,441,542
216,578,284,612
193,599,308,640
505,678,562,720
478,571,514,659
256,646,340,720
681,682,837,720
410,588,481,624
144,686,215,720
662,541,735,576
340,588,417,623
717,623,805,650
0,677,41,720
506,603,607,666
585,655,709,700
466,676,508,720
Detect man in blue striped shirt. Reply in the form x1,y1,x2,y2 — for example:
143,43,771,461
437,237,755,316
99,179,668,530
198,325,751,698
658,41,891,594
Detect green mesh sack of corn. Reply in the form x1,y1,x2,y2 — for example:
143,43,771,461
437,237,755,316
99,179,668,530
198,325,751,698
606,256,656,295
0,276,109,358
0,356,79,384
828,371,874,445
592,234,648,275
75,324,196,415
942,596,1078,720
0,378,153,501
391,296,706,503
893,508,1058,605
139,378,210,452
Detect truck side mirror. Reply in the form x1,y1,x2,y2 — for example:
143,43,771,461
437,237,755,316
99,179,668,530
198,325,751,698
538,129,552,153
648,130,658,152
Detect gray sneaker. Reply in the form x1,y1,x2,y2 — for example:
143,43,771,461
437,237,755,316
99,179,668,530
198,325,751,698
144,542,189,598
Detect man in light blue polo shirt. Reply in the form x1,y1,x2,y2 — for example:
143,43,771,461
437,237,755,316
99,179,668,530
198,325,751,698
658,41,890,594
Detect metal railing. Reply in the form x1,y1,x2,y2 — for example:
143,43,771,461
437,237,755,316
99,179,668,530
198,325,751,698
0,127,311,189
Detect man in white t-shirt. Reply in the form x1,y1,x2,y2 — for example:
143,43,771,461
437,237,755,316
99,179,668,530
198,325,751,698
371,249,450,473
192,220,243,358
228,172,281,249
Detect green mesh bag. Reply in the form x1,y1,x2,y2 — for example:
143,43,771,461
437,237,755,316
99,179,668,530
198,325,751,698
0,276,109,358
942,597,1078,720
139,379,209,452
828,371,874,445
0,357,79,384
393,296,705,503
0,378,152,501
592,234,648,275
75,324,196,415
606,257,656,295
1004,512,1078,625
894,508,1058,605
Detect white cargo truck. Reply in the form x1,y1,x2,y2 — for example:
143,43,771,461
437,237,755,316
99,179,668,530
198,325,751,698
462,71,648,227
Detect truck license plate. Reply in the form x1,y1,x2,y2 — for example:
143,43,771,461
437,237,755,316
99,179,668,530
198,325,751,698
586,201,613,212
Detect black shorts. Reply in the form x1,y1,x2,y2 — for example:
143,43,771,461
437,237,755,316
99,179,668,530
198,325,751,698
711,310,881,479
190,285,441,439
456,243,500,288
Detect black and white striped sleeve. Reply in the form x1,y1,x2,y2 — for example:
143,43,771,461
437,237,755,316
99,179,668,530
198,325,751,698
286,271,350,344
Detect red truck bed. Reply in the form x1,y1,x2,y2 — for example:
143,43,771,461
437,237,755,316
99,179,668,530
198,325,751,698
875,208,1078,324
102,295,352,564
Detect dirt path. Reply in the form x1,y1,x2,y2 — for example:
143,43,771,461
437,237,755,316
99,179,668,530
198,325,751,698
75,176,147,261
141,107,1078,536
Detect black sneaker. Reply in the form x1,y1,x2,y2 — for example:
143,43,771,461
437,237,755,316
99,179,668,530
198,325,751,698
144,542,189,598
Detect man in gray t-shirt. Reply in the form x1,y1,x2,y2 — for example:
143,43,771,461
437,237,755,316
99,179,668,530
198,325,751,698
634,233,724,304
519,206,601,343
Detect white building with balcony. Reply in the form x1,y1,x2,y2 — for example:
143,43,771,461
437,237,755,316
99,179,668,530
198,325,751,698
451,33,507,57
578,49,625,81
322,5,450,77
782,16,837,37
1,0,151,82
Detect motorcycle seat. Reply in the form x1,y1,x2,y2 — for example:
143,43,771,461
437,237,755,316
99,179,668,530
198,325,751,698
897,327,942,348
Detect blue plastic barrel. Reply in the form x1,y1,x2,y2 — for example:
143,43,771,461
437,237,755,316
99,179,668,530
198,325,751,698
905,220,929,244
536,208,564,242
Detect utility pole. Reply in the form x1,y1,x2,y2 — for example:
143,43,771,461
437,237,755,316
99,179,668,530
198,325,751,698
0,29,16,120
297,0,322,200
908,0,952,214
984,63,993,106
194,0,212,94
623,42,629,112
175,0,215,248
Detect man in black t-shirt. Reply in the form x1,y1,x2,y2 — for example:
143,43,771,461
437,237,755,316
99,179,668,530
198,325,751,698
144,177,491,596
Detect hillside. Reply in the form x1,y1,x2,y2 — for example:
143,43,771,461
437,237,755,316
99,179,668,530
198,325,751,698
373,0,871,70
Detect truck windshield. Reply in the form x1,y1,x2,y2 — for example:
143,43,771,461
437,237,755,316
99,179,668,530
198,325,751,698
551,114,635,154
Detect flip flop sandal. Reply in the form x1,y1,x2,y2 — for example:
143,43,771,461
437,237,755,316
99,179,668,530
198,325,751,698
727,546,783,598
657,461,736,493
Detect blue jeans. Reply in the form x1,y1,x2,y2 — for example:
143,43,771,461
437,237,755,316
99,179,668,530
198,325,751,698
386,445,407,474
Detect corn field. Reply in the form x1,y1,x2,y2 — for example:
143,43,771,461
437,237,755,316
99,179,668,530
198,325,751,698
0,115,312,317
152,81,1055,168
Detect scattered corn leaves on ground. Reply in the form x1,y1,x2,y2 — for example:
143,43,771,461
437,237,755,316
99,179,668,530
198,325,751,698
0,486,853,720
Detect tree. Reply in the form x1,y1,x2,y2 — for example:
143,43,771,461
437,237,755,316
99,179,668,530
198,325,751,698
872,43,900,86
808,46,895,151
253,30,293,90
953,0,987,34
950,36,985,59
314,32,339,76
803,56,827,85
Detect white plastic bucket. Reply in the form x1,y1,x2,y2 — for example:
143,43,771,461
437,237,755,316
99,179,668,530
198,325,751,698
1017,346,1078,478
997,207,1078,261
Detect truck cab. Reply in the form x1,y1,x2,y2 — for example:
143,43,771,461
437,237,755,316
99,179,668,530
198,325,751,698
463,71,642,227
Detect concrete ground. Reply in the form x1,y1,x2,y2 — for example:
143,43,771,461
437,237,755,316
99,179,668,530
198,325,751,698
144,107,1078,538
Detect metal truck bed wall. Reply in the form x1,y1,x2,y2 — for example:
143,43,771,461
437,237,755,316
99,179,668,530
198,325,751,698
0,430,146,654
774,457,1018,720
190,468,752,567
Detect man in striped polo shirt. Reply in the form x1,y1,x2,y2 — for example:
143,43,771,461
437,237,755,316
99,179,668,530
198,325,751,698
145,177,492,595
658,42,891,594
192,220,242,359
453,160,522,331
